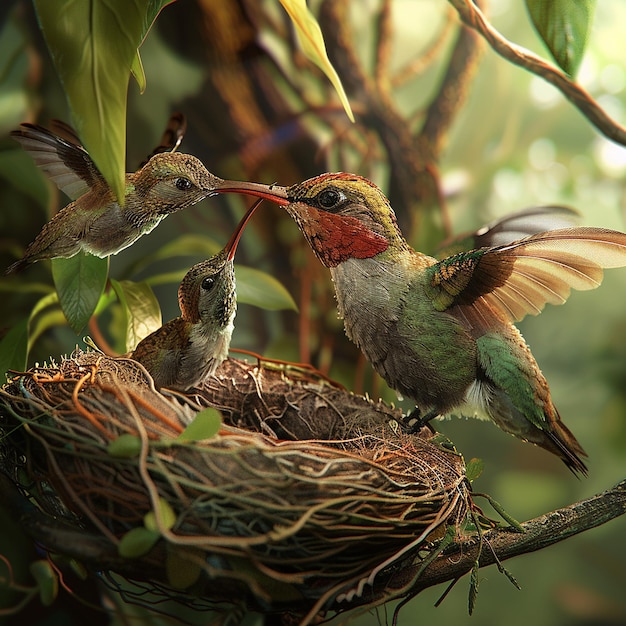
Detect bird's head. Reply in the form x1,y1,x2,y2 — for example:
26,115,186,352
136,152,224,213
178,253,236,329
177,197,262,327
217,173,408,267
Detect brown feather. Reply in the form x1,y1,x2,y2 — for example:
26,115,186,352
11,123,105,200
436,228,626,324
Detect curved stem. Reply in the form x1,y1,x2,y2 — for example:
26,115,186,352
448,0,626,146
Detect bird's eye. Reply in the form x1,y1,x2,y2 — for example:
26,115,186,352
201,277,215,290
175,177,193,191
317,188,345,210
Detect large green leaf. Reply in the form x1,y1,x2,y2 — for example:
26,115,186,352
0,150,50,210
34,0,174,204
52,254,109,334
0,319,29,380
110,279,162,352
0,15,32,134
236,265,298,311
24,289,115,351
279,0,354,122
27,292,64,349
526,0,595,76
118,527,160,558
123,234,222,278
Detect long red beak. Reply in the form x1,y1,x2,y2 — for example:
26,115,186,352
225,198,264,261
216,180,290,206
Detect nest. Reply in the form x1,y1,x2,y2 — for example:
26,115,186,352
0,350,473,623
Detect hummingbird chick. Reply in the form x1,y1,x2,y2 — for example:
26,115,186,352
131,199,262,391
7,122,223,273
219,173,626,475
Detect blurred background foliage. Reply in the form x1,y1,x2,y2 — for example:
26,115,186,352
1,0,626,625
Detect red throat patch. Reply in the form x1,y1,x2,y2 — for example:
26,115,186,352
297,207,389,267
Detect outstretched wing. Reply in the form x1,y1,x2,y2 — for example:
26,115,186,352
435,205,580,258
11,122,105,200
426,227,626,323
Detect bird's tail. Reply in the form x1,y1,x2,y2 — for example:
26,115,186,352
544,414,588,477
486,387,588,476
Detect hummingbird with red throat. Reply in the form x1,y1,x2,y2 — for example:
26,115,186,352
131,199,262,391
7,120,223,273
218,173,626,475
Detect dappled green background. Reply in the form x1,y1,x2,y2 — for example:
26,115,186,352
1,0,626,624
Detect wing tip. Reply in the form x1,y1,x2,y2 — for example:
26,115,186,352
5,258,28,274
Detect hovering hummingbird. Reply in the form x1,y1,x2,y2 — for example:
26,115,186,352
219,173,626,475
131,198,262,391
7,120,222,273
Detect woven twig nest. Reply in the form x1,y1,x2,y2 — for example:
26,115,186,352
0,350,473,623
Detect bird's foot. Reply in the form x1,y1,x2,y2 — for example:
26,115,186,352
404,407,440,434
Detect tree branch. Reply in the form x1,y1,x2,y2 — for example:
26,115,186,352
448,0,626,147
359,478,626,609
319,0,484,246
417,1,484,166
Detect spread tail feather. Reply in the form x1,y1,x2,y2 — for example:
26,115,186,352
485,386,588,476
545,419,588,477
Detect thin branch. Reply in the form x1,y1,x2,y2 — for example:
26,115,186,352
448,0,626,146
374,0,393,89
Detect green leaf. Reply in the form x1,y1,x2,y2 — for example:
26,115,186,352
33,0,174,203
0,319,29,380
69,559,88,580
475,492,525,533
143,261,298,311
110,279,162,353
279,0,354,122
166,548,202,589
130,50,147,94
144,270,187,288
52,254,108,334
236,266,298,311
465,457,485,482
0,15,32,133
144,497,176,532
0,150,50,209
107,434,142,458
29,560,58,607
0,280,53,297
124,234,222,278
177,408,222,442
118,527,160,558
27,292,62,349
526,0,595,76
